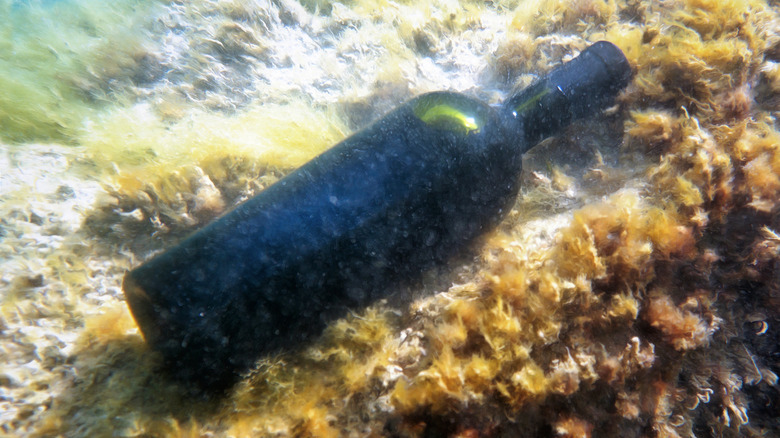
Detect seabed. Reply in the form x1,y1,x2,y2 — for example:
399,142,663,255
1,0,778,437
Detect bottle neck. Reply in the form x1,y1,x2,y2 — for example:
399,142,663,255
502,41,632,149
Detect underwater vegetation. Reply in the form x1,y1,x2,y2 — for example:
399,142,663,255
0,0,779,437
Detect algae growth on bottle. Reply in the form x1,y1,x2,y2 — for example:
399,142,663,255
123,41,632,391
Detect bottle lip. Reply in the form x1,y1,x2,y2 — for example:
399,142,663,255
587,40,633,89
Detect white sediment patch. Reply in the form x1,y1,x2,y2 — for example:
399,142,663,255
0,143,120,434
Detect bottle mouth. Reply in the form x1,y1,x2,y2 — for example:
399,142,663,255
587,40,633,91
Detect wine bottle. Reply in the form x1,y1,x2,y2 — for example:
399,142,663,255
123,41,631,391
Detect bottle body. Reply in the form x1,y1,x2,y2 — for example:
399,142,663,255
123,41,632,391
125,92,521,390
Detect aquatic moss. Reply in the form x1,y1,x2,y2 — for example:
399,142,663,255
511,0,616,36
78,101,349,252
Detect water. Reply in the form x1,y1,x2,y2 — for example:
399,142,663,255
1,0,778,436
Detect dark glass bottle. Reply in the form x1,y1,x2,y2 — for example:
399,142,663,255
123,41,631,391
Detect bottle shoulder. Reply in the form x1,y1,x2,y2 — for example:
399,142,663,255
407,91,494,137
